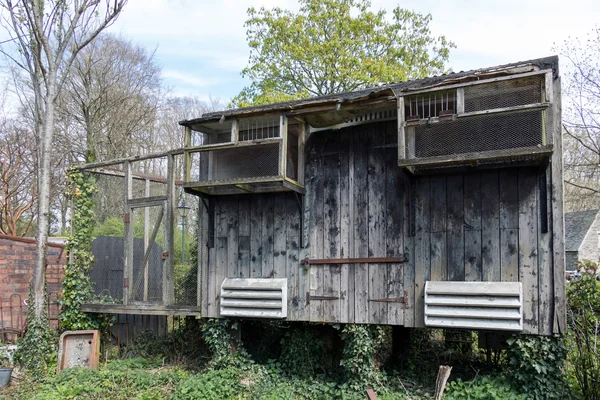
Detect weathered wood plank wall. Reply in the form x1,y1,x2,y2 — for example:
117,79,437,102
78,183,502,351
197,119,563,334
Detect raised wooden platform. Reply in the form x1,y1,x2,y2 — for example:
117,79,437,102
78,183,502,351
82,303,201,316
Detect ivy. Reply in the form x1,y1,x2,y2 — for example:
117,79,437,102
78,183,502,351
14,289,56,378
506,334,568,400
339,324,386,392
60,167,112,331
201,319,250,369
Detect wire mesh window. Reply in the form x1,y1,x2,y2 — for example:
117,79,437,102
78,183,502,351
192,142,281,183
239,116,280,141
407,110,544,158
405,90,456,120
464,75,544,113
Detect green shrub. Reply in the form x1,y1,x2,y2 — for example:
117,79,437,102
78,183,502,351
506,335,568,400
567,261,600,400
445,376,525,400
170,367,244,400
280,326,324,377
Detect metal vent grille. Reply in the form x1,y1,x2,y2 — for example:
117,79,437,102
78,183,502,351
195,142,280,182
239,116,280,141
425,281,523,331
408,110,543,158
464,75,543,113
344,108,397,124
220,278,287,319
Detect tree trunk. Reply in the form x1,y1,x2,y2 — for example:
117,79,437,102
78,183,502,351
32,80,57,319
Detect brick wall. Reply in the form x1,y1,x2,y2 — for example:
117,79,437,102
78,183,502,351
0,234,66,335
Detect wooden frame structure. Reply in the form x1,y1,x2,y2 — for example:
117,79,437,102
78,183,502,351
76,56,565,335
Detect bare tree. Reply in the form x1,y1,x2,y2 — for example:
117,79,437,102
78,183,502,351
0,0,127,363
58,33,162,163
559,27,600,211
0,119,37,236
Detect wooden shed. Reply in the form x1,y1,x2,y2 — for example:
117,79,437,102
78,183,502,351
81,56,565,335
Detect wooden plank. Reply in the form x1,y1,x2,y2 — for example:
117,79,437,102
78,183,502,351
446,175,464,281
82,304,201,316
457,102,549,119
279,115,288,176
537,168,553,335
238,196,251,279
499,169,519,282
199,199,209,313
273,194,288,279
414,177,430,327
250,195,263,278
287,192,303,320
551,77,566,334
368,123,387,324
226,198,239,279
481,170,500,281
323,152,341,322
518,168,539,334
261,196,275,278
347,129,356,324
340,138,351,323
404,235,415,327
464,173,482,282
385,142,404,326
397,145,553,168
309,152,325,322
353,128,370,323
207,247,216,317
430,176,447,281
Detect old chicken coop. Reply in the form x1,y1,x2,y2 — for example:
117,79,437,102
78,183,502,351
81,56,565,336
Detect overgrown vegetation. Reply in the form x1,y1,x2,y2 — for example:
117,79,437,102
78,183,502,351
60,168,112,332
8,261,600,399
566,260,600,399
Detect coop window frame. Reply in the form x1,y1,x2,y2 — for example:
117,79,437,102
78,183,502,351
182,114,306,195
397,69,554,168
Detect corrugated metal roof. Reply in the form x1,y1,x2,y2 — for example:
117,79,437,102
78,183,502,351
179,55,558,127
565,209,599,251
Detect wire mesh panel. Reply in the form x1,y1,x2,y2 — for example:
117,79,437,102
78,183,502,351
464,75,544,113
191,141,281,183
408,110,544,158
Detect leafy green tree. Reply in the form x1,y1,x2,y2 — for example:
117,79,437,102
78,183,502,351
234,0,454,106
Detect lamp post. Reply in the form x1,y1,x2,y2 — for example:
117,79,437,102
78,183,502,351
177,200,190,265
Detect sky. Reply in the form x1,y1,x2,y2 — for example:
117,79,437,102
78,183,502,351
104,0,600,106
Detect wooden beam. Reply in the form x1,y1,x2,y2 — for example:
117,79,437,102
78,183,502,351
184,137,281,154
456,102,549,119
279,114,288,177
301,257,406,265
78,148,184,170
401,69,549,96
164,154,176,306
397,96,406,161
81,303,201,316
127,196,168,208
184,126,192,182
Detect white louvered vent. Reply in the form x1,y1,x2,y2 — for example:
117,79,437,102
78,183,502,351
220,278,287,319
424,281,523,331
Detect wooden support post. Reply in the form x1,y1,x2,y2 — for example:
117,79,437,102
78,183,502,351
298,122,306,186
143,179,150,301
184,126,192,182
123,161,133,305
397,96,405,162
231,119,239,144
434,365,452,400
456,88,465,114
279,114,288,177
164,154,176,306
551,76,566,334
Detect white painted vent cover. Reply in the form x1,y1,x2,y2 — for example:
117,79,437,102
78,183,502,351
424,281,523,331
220,278,287,319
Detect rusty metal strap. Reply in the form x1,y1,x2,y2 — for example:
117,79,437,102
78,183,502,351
300,257,406,265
